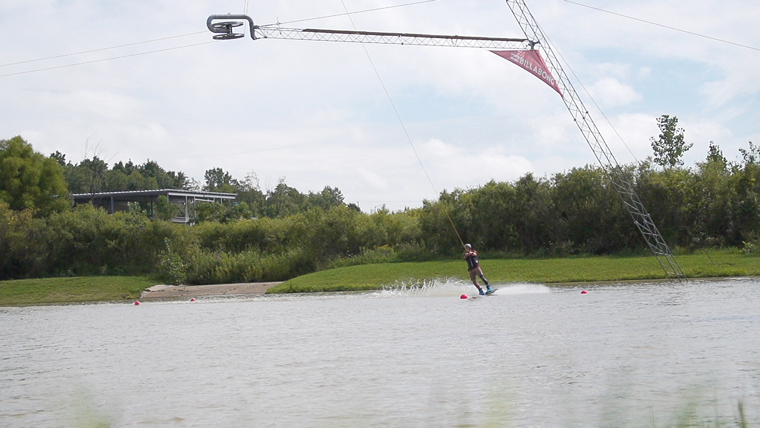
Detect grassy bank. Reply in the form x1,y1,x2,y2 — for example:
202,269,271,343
269,251,760,293
0,276,159,306
1,252,757,304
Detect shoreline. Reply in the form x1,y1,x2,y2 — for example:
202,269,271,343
140,276,744,301
140,282,283,300
4,251,758,306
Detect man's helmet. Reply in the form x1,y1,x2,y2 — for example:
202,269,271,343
464,243,472,249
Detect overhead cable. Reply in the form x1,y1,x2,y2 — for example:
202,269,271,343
273,0,441,26
1,0,441,77
0,32,206,68
563,0,760,52
0,41,214,78
338,0,464,246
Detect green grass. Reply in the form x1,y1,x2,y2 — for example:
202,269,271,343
0,276,159,306
269,252,760,293
2,252,757,304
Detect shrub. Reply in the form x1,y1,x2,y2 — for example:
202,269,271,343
182,247,314,285
156,238,186,285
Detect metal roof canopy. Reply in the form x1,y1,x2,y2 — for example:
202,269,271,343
71,189,236,200
71,189,237,224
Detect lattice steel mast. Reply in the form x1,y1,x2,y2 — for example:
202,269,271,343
206,4,686,281
505,0,684,280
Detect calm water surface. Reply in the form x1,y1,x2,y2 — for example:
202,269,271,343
2,279,760,427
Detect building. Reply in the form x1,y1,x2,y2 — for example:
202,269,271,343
71,189,237,224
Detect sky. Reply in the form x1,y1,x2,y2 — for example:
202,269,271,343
2,0,759,212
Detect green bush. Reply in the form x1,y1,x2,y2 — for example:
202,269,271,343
394,242,440,262
326,246,398,269
156,238,186,285
182,247,314,285
325,243,439,269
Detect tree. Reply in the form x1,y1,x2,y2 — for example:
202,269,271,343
264,179,306,217
706,141,727,167
204,167,239,193
139,160,190,189
552,166,628,253
79,156,109,194
650,115,692,168
732,141,760,245
50,151,67,167
235,171,266,217
306,186,345,210
112,160,137,175
738,141,760,166
0,136,69,216
693,142,731,246
193,201,229,223
154,195,181,221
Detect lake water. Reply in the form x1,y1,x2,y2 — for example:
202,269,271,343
2,278,759,427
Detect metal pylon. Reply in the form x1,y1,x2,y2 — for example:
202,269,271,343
506,0,686,281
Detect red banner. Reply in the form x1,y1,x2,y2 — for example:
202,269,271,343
492,50,563,97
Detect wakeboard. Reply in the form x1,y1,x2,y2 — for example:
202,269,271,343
485,288,497,295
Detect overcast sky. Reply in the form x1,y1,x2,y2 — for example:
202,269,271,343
2,0,759,211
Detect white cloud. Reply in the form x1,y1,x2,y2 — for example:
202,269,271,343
637,67,652,80
40,90,141,121
355,167,390,193
700,69,760,111
588,78,642,107
590,63,632,80
417,138,534,189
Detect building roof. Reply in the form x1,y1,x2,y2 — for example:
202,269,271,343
71,189,237,200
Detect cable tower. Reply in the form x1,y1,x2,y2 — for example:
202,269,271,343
505,0,684,281
206,1,686,281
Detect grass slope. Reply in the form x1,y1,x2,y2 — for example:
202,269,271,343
1,252,757,304
0,276,158,306
270,252,760,293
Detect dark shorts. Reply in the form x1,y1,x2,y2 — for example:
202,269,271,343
468,266,483,281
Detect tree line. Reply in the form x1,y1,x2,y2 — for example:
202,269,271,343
48,147,354,220
1,115,759,283
422,116,759,254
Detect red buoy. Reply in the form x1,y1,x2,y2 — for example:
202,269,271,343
460,294,469,299
580,290,588,294
134,301,141,305
190,298,196,302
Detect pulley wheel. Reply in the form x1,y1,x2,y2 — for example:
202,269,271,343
212,21,243,30
213,33,245,40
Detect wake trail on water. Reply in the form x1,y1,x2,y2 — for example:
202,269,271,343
375,278,551,298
